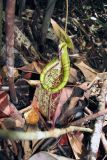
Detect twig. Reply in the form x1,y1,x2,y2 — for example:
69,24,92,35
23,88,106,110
71,108,107,126
87,76,100,89
19,105,32,114
0,126,92,140
85,107,93,115
89,80,107,160
89,117,104,160
6,0,18,104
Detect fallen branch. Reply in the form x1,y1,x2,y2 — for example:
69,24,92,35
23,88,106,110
0,126,92,140
89,80,107,160
89,117,104,160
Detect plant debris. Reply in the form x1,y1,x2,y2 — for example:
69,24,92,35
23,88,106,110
0,0,107,159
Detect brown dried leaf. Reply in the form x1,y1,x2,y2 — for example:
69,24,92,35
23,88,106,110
31,94,40,111
17,61,45,74
75,61,97,81
67,133,83,159
25,80,40,86
53,83,89,125
9,103,25,127
53,87,73,124
0,91,25,127
1,66,19,79
23,72,32,79
0,91,11,117
69,68,78,83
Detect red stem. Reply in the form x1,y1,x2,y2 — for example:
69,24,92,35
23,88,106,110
6,0,18,104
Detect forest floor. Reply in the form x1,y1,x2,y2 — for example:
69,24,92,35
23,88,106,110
0,0,107,160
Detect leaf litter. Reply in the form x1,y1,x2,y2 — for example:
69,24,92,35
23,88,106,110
0,0,107,159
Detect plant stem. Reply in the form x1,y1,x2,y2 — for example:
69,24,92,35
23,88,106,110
65,0,68,32
6,0,18,104
41,0,57,45
0,0,3,55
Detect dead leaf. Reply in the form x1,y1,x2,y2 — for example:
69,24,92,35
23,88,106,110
53,87,73,124
31,94,40,111
69,68,78,83
9,103,25,127
0,91,11,118
0,91,25,127
1,66,19,79
75,61,97,81
67,133,83,159
53,83,89,126
59,134,68,145
25,80,40,86
14,25,40,59
17,61,45,74
23,72,32,79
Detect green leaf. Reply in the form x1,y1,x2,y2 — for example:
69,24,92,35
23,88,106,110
51,19,74,51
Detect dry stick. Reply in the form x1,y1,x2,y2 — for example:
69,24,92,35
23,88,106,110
89,117,104,160
71,108,107,126
1,108,107,140
6,0,18,104
19,105,32,114
89,80,107,160
0,126,92,140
